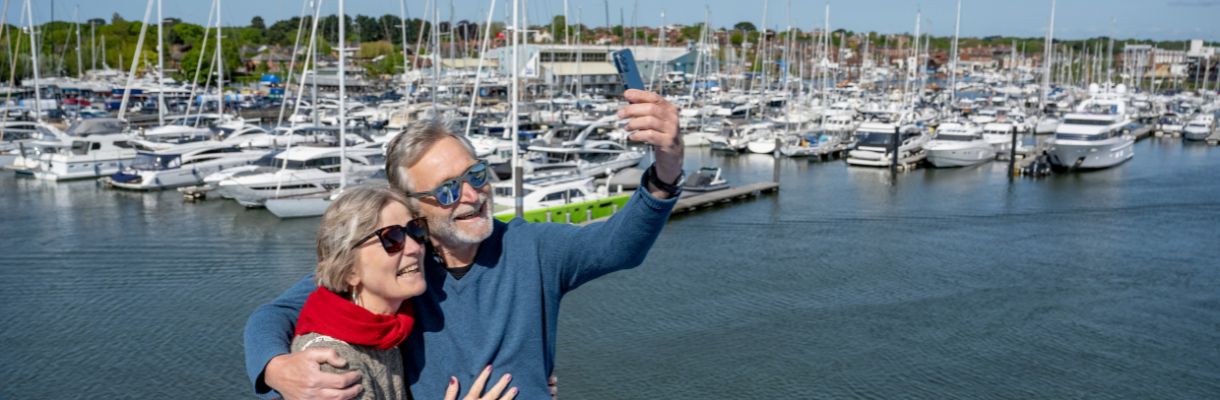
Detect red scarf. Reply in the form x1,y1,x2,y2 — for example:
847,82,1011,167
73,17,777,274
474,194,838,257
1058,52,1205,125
295,287,415,350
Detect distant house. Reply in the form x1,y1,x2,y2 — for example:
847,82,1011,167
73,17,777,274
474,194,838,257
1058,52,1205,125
486,44,694,95
245,51,294,74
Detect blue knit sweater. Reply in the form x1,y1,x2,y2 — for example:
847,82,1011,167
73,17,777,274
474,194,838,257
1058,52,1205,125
244,185,677,399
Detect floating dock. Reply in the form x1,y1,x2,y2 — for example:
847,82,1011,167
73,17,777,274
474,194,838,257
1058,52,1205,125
577,181,780,224
672,182,780,215
1208,130,1220,146
1131,124,1155,141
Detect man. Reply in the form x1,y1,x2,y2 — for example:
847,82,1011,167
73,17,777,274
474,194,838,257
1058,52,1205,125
244,89,683,399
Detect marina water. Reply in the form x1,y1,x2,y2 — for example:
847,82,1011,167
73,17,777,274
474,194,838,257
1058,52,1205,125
1,138,1218,398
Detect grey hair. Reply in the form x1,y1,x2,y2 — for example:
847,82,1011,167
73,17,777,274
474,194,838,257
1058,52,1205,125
384,119,478,194
314,186,411,294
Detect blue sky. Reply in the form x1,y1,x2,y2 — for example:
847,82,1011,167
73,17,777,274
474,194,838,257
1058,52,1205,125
11,0,1220,41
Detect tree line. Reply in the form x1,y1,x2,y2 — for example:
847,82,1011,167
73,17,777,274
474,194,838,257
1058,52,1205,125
0,13,1212,86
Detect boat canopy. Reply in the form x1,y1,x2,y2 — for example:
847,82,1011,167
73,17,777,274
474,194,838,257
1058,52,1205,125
66,118,128,137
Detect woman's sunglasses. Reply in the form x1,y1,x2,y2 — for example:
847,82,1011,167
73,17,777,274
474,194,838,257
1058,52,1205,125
353,218,429,254
407,160,490,206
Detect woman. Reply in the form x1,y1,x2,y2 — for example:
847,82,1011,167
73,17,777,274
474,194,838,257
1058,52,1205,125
291,186,516,400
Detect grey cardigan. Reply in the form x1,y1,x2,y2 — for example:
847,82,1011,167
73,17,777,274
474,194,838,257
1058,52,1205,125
291,333,407,400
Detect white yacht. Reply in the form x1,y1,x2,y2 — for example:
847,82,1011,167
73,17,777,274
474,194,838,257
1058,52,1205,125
244,125,370,149
706,122,759,153
492,177,604,219
0,121,66,167
969,107,998,125
684,118,733,148
1033,116,1060,135
216,123,273,148
214,145,384,207
1157,113,1185,136
25,119,142,181
512,119,644,179
265,171,391,219
1047,84,1135,170
523,140,644,179
846,121,930,167
925,122,994,168
745,126,781,154
102,142,267,190
821,113,860,134
981,122,1020,155
1182,114,1215,141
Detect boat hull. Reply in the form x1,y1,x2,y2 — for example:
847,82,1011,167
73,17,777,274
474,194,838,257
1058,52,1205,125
265,196,331,218
33,156,135,181
846,148,926,167
1048,138,1134,170
105,161,258,191
746,139,778,154
925,143,994,168
1183,128,1212,141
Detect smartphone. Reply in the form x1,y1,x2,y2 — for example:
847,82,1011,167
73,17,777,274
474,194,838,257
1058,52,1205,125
611,49,645,92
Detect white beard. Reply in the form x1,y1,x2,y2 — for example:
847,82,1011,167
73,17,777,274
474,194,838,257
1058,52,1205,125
431,191,493,246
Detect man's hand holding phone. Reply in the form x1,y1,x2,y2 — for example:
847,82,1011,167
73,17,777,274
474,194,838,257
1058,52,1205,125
619,89,683,198
612,49,682,198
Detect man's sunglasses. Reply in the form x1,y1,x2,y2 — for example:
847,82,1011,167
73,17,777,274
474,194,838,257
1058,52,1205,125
407,160,490,206
353,218,430,254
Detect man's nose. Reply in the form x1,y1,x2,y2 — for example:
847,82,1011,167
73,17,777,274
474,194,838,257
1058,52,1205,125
459,180,480,204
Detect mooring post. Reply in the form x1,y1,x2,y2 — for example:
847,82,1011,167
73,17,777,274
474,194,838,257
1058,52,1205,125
772,137,781,183
1008,125,1018,178
890,126,900,176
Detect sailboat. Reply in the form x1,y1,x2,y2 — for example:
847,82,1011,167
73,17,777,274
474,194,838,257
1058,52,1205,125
266,0,367,218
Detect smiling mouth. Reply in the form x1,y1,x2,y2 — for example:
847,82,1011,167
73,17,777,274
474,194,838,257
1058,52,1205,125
397,264,421,277
454,201,485,221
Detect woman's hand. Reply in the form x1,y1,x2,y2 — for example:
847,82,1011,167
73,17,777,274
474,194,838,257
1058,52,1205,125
443,365,516,400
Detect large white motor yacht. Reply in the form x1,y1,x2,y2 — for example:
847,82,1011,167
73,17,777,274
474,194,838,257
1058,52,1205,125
28,119,141,181
1047,84,1135,170
214,145,384,207
103,142,267,190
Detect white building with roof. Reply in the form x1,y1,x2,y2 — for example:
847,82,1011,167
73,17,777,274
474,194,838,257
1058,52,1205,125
486,44,695,95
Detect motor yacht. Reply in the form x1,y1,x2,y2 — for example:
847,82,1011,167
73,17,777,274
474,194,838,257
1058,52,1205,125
846,121,930,167
103,142,267,190
1047,84,1135,170
925,122,994,168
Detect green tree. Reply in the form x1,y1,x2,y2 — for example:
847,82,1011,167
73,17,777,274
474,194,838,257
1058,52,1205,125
681,23,704,41
550,15,568,41
358,41,395,59
734,22,756,32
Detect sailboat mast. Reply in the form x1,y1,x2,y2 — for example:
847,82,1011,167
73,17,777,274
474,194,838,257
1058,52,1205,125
117,0,154,122
1040,0,1056,113
339,0,348,191
399,0,409,94
23,0,41,122
511,0,522,217
157,0,165,126
75,6,82,78
949,0,961,105
462,0,499,136
217,0,224,117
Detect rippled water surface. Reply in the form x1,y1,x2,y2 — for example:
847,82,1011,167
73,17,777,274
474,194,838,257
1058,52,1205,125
2,137,1218,398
